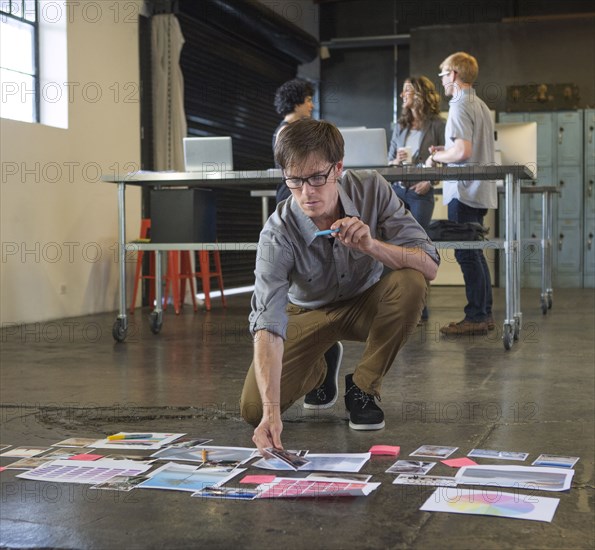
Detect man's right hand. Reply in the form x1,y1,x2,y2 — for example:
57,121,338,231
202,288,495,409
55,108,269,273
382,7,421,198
253,411,283,456
251,332,285,456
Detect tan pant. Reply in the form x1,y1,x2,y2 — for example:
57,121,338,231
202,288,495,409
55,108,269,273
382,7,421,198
240,269,427,426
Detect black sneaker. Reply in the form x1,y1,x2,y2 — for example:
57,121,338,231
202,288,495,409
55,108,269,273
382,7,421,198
303,342,344,410
344,373,385,430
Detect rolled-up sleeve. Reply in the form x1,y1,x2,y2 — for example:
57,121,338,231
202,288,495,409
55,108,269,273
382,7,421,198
248,230,295,339
373,172,441,265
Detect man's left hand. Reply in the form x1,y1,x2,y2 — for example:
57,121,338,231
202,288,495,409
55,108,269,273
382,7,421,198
333,217,374,253
410,181,432,195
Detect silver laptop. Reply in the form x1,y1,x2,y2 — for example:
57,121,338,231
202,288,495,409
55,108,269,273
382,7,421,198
183,136,234,172
339,128,388,168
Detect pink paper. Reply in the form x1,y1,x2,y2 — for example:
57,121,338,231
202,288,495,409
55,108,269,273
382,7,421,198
0,466,6,472
240,474,276,484
369,445,400,456
441,457,478,468
68,453,103,461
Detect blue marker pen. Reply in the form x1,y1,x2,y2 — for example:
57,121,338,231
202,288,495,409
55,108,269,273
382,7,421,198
314,228,340,237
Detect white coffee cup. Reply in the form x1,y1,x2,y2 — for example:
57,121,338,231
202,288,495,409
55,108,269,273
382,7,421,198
398,146,413,165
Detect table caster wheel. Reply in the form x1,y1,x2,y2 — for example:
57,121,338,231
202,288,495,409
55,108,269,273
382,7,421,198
149,311,162,334
112,319,127,342
503,324,513,350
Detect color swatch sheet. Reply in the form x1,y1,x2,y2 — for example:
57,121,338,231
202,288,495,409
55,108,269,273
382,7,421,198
91,433,185,451
16,459,151,485
420,488,560,522
256,477,380,499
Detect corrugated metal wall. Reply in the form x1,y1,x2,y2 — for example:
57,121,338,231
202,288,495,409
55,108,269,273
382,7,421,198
176,8,297,286
140,1,313,289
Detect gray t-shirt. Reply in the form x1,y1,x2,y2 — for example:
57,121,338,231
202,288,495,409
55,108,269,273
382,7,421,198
443,88,497,209
404,129,422,159
249,169,440,339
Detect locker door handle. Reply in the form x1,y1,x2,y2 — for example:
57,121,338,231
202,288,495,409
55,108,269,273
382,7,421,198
589,126,594,144
558,127,564,144
589,233,594,251
558,233,564,251
588,180,593,198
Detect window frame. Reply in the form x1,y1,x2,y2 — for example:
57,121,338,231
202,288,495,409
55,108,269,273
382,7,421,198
0,0,40,123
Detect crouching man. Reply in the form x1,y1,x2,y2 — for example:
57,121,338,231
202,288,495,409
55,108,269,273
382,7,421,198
240,119,439,455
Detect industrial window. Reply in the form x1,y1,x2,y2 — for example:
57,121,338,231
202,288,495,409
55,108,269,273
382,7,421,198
1,0,68,128
0,0,40,123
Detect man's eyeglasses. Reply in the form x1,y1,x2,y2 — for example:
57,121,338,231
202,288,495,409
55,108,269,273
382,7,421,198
283,164,335,189
438,69,454,78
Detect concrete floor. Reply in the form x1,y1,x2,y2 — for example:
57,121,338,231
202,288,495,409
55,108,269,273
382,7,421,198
0,287,593,549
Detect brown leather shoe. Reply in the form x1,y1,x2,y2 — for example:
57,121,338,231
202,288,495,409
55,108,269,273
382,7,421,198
448,316,495,331
441,319,488,335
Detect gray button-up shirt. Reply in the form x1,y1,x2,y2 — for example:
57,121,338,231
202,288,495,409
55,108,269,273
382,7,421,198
443,88,497,209
249,169,440,339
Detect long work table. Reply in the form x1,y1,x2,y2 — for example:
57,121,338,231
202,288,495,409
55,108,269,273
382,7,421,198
103,165,539,349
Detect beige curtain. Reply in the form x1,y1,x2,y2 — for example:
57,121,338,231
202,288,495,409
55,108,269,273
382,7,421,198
151,14,187,171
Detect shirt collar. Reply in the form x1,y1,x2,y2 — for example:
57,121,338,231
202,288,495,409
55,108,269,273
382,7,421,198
449,87,476,104
337,178,361,218
288,177,361,246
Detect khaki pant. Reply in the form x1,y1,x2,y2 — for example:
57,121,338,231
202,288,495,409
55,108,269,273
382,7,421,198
240,269,427,426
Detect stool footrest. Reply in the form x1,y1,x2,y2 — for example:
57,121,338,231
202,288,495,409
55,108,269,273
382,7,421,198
130,220,226,314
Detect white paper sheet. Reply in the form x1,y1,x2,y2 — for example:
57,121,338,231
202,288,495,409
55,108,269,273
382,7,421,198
532,454,579,468
455,465,574,492
138,462,244,493
393,474,457,487
253,453,370,472
467,449,529,461
151,445,257,467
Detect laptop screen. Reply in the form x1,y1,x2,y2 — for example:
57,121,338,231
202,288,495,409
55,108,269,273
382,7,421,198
339,128,388,168
183,137,234,172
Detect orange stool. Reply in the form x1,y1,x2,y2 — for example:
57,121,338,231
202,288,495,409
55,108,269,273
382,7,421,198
191,250,227,311
129,219,156,314
129,221,181,314
164,250,226,312
130,219,226,314
163,251,187,314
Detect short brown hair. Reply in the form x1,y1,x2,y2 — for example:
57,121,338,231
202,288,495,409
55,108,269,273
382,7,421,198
440,52,479,84
274,119,344,169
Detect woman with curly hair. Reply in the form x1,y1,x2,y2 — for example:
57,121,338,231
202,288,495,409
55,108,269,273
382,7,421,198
273,78,314,203
388,76,445,323
388,76,445,230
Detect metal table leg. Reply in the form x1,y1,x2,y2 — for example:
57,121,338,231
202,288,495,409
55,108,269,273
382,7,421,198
503,173,515,350
149,250,164,334
261,196,270,226
503,173,523,349
541,189,554,312
513,173,522,340
546,189,554,308
112,180,129,342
